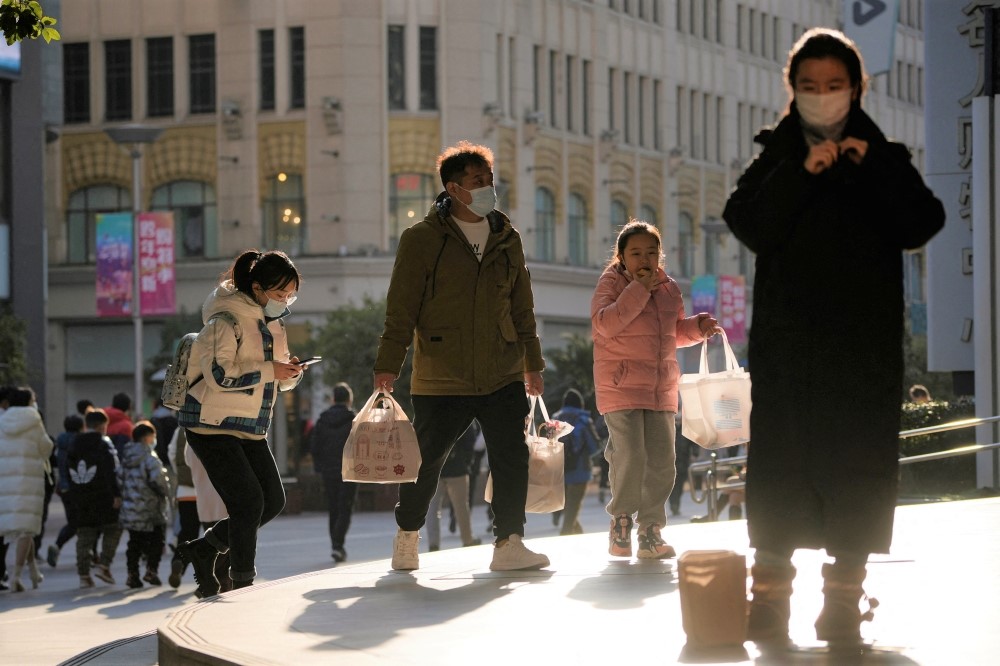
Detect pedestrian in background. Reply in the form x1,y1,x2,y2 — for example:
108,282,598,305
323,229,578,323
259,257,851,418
425,421,482,551
553,389,600,536
166,426,201,588
723,28,945,647
47,413,84,568
592,220,721,560
0,387,53,592
117,421,170,588
176,249,308,597
308,382,359,563
66,409,122,588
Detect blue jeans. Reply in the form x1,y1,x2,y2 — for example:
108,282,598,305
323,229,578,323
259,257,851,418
396,381,530,541
184,431,285,581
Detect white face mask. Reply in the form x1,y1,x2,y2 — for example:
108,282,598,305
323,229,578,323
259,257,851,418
457,184,497,218
263,294,296,318
795,89,852,128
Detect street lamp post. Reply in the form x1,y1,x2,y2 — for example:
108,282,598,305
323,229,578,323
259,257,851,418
105,125,163,418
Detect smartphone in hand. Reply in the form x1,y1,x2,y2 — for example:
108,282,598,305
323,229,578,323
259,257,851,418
297,356,323,367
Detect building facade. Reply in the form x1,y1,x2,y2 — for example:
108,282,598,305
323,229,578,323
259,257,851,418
42,0,929,468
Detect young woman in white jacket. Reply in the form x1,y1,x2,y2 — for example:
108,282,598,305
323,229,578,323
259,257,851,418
176,249,311,597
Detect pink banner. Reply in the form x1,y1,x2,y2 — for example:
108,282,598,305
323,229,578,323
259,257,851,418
137,212,176,316
718,275,747,344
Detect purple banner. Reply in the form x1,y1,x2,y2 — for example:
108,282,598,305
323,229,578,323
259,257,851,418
95,213,134,317
690,275,718,316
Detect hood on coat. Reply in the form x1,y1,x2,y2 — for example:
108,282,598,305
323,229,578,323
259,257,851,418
0,406,45,438
121,440,153,468
201,280,293,325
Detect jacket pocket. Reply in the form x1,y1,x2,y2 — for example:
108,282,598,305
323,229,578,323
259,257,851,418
415,328,465,381
495,317,524,376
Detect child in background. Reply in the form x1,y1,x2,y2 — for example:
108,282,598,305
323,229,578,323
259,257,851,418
591,220,721,559
66,409,123,588
117,421,170,588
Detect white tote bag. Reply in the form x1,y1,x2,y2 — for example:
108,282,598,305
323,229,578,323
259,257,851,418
679,330,751,450
484,395,571,513
342,390,421,483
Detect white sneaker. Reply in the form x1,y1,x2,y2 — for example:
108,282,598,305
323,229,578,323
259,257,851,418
489,534,550,571
391,529,420,571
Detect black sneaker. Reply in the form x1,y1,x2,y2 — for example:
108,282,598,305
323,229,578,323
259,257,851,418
143,570,163,586
331,547,347,563
177,539,221,598
168,557,184,588
126,572,143,589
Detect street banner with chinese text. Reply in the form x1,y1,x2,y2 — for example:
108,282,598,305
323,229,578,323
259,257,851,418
95,212,134,317
718,275,747,344
138,212,176,315
691,275,718,316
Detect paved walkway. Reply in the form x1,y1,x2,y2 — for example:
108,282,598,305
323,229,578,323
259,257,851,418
3,493,999,664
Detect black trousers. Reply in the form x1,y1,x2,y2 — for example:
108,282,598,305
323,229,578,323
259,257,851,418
126,525,166,573
396,381,530,541
321,473,358,550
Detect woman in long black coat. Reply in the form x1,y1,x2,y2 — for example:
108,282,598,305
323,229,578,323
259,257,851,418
723,28,944,647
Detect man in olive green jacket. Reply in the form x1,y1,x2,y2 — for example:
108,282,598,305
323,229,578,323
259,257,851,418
374,140,549,573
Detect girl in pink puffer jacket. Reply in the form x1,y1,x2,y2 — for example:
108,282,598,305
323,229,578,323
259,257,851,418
591,220,720,559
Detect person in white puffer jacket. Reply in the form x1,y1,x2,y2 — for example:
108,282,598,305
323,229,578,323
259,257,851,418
0,386,54,592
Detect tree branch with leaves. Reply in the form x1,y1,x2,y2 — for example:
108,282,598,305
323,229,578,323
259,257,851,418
0,0,59,45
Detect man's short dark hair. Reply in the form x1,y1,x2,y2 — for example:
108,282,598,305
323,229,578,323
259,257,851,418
111,392,132,411
562,388,584,409
64,414,84,433
76,399,94,415
84,408,110,430
436,140,494,188
333,382,353,405
132,420,156,442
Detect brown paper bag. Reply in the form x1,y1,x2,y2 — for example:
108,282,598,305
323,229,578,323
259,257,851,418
678,550,748,648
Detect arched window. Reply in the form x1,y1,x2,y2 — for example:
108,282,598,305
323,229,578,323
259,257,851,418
567,192,588,266
389,173,436,250
610,199,629,239
704,230,719,275
262,173,305,256
534,187,555,262
678,212,695,277
66,185,131,263
640,203,657,229
151,180,218,259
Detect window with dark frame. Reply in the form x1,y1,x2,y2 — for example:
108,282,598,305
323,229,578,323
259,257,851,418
63,42,90,124
104,39,132,121
290,27,305,109
189,34,216,115
419,26,437,110
146,37,174,118
388,25,405,110
259,29,275,111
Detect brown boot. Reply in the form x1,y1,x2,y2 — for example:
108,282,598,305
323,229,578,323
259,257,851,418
814,562,879,644
746,562,796,645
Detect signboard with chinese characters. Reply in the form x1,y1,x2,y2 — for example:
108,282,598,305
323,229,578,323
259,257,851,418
690,275,718,317
137,212,176,316
717,275,747,345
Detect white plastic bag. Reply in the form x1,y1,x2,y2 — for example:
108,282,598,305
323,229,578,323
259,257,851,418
484,395,569,513
679,330,751,450
342,390,421,483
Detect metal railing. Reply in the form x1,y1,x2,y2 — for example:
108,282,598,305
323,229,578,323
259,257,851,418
686,414,1000,522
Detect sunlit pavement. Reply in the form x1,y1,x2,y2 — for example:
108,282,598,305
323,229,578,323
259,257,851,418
3,493,999,665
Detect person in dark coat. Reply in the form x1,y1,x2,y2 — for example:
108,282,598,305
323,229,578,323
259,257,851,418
308,382,358,563
722,28,945,648
65,409,123,588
